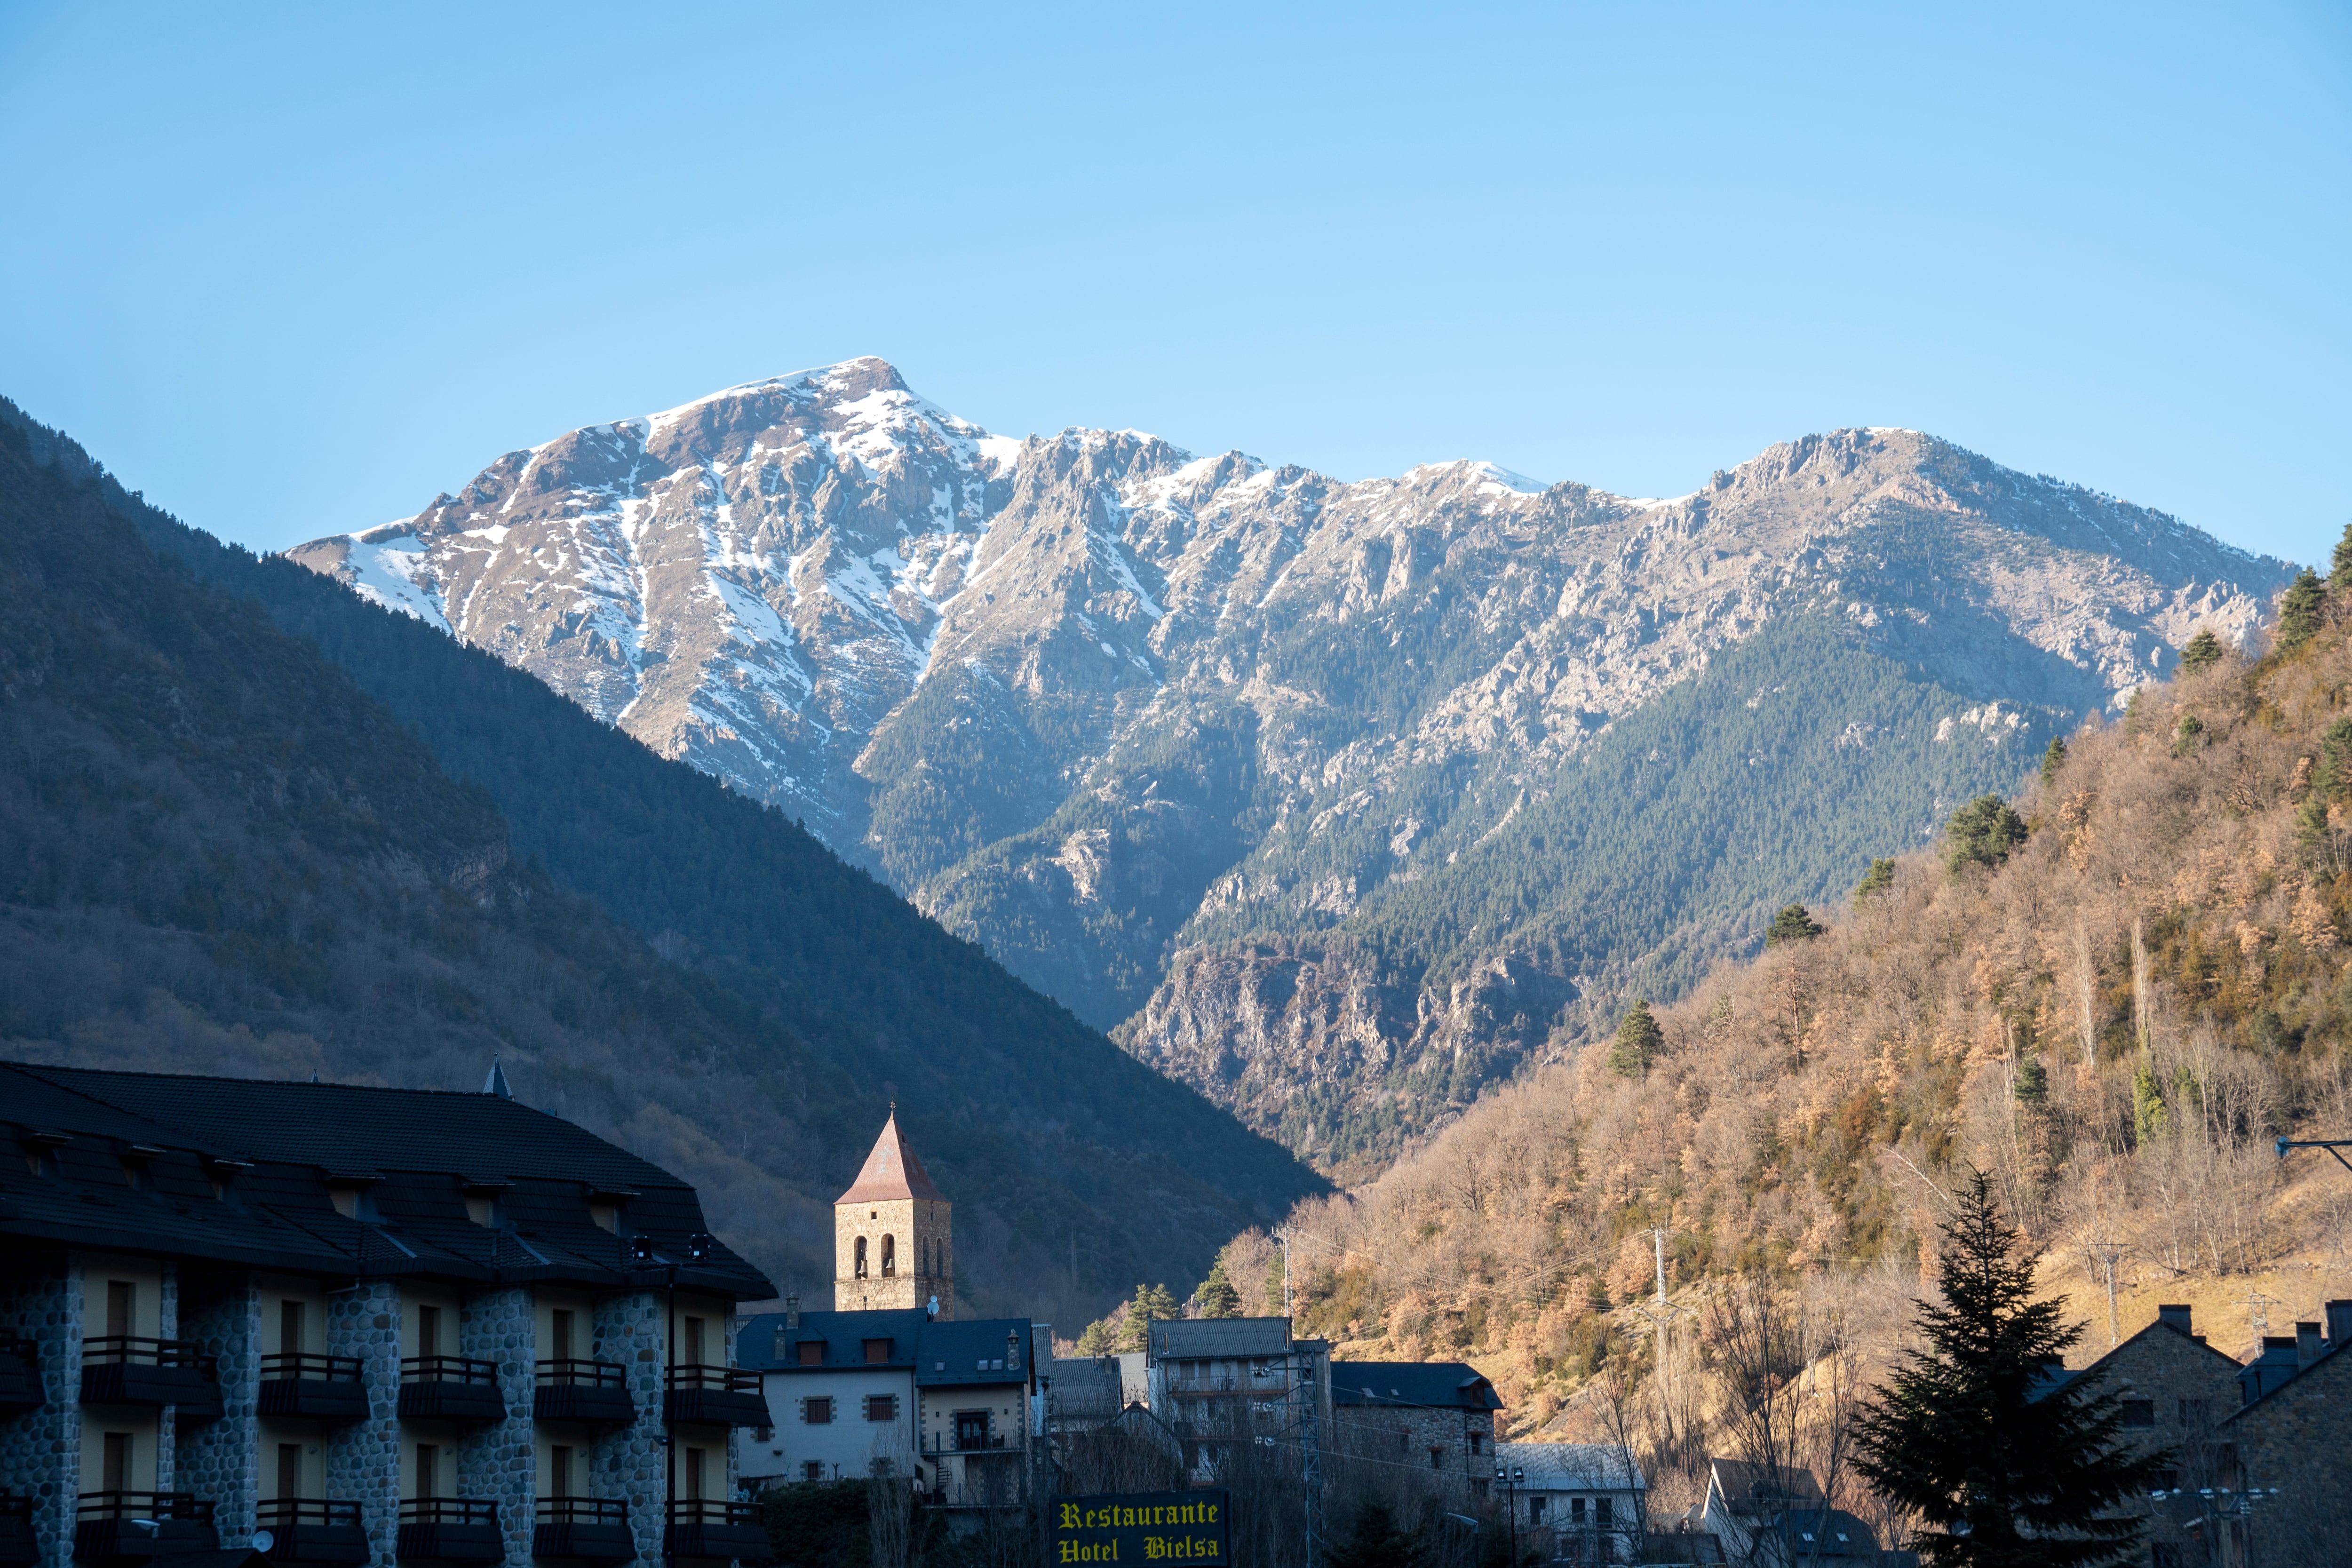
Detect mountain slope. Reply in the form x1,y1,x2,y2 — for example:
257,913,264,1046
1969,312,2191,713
289,364,2290,1173
0,397,1323,1324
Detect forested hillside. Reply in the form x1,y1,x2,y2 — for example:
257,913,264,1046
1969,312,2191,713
1224,591,2352,1455
0,398,1322,1324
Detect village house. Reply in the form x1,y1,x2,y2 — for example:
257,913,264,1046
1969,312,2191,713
1329,1361,1502,1498
1493,1442,1647,1563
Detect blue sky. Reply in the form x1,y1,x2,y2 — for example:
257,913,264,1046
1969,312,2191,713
2,2,2346,562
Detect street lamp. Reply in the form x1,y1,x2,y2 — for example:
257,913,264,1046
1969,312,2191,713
2158,1484,2283,1565
1494,1467,1524,1564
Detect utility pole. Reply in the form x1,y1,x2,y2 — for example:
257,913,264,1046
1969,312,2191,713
2087,1236,2129,1347
2233,1288,2281,1338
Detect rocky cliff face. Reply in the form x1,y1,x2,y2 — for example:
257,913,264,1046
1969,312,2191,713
293,361,2290,1175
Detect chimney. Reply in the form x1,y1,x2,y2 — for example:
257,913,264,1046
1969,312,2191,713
2296,1321,2324,1369
2327,1300,2352,1347
2156,1304,2193,1336
785,1294,800,1330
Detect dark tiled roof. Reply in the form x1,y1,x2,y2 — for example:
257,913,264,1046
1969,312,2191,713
740,1309,1036,1388
1330,1361,1502,1410
16,1063,679,1189
0,1061,771,1297
1149,1318,1291,1361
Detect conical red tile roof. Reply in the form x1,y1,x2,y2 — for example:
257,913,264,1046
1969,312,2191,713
835,1112,944,1203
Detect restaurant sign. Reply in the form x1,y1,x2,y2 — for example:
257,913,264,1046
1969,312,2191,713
1054,1490,1229,1563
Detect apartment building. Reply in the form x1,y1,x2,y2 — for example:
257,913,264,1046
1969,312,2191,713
1141,1320,1330,1484
1329,1361,1502,1497
0,1062,775,1568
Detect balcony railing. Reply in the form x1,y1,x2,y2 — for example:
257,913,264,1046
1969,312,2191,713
254,1499,367,1565
0,1336,39,1415
663,1499,767,1560
79,1339,222,1420
532,1360,635,1427
0,1495,36,1568
396,1357,503,1423
921,1432,1008,1455
74,1493,219,1562
532,1498,632,1562
258,1354,368,1423
394,1500,501,1564
662,1365,767,1427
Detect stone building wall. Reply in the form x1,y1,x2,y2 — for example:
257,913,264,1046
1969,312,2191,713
594,1289,666,1564
1332,1404,1496,1498
174,1270,261,1545
2078,1320,2244,1567
153,1263,177,1492
457,1287,536,1567
0,1253,80,1568
323,1281,402,1568
2221,1349,2352,1560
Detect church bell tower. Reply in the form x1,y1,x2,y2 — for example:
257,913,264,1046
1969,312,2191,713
834,1109,953,1318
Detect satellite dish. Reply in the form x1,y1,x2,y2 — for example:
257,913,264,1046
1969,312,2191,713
250,1532,276,1553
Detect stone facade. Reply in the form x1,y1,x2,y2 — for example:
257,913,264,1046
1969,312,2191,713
1333,1404,1496,1497
175,1270,261,1546
324,1280,404,1568
2220,1343,2352,1560
0,1253,80,1568
594,1289,668,1564
457,1287,536,1567
834,1198,952,1316
2057,1307,2245,1567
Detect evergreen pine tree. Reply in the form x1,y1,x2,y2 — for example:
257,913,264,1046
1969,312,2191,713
1855,858,1896,900
2132,1056,2168,1148
2176,629,2224,675
1946,795,2029,874
1611,1000,1662,1077
1853,1171,2163,1565
1764,903,1825,947
1194,1260,1241,1318
2013,1054,2047,1106
1113,1283,1180,1352
2040,736,2068,784
2278,567,2326,652
1263,1250,1288,1317
2333,522,2352,589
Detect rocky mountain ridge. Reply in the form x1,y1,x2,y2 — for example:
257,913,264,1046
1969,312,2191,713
293,360,2290,1176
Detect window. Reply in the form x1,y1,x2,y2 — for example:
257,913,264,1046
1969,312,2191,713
797,1341,824,1367
1528,1497,1546,1523
102,1433,131,1494
803,1397,834,1425
957,1411,991,1450
1596,1498,1613,1528
548,1446,573,1497
1395,1429,1409,1453
1469,1431,1486,1455
863,1338,894,1365
107,1281,135,1339
280,1300,305,1356
684,1316,707,1364
866,1394,897,1422
1429,1448,1444,1470
1570,1498,1586,1525
415,1444,440,1498
803,1462,824,1482
2178,1398,2210,1425
881,1235,897,1277
685,1448,707,1500
417,1305,442,1358
854,1236,869,1278
550,1309,574,1362
2121,1399,2156,1427
277,1444,301,1500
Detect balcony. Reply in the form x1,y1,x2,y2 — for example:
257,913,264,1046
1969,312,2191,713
0,1495,34,1568
258,1354,369,1423
396,1357,504,1424
532,1360,635,1428
255,1499,368,1565
532,1498,633,1561
663,1365,766,1428
920,1431,1009,1455
0,1336,40,1415
79,1340,221,1421
663,1500,767,1561
73,1493,217,1564
394,1499,501,1564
